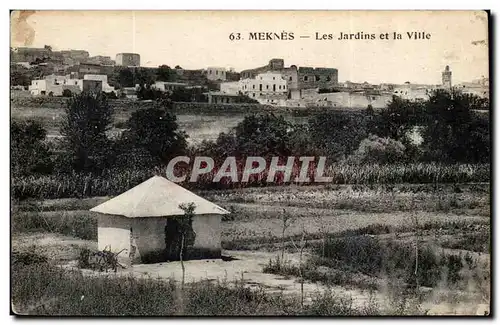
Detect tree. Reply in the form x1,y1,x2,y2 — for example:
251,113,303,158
366,104,374,115
118,68,135,88
10,65,31,87
135,67,156,86
157,65,173,82
195,132,238,161
178,202,196,289
309,111,370,160
198,114,313,160
234,113,292,157
313,211,328,258
62,89,72,97
280,209,294,262
170,87,208,102
137,84,165,100
104,91,117,99
11,120,53,177
118,104,188,166
369,95,423,142
422,89,490,163
60,92,114,173
289,223,309,307
287,123,320,156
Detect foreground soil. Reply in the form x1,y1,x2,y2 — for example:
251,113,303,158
13,232,489,315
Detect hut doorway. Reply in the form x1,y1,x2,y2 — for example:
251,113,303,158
164,217,196,260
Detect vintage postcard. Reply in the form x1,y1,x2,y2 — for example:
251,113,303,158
10,10,490,316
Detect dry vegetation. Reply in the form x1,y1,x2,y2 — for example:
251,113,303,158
11,183,490,315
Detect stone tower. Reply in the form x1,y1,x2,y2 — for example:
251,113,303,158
442,65,452,88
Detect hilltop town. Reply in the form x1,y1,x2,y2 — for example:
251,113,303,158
10,46,489,109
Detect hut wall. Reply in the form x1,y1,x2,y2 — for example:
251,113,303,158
97,215,131,264
97,214,223,264
130,217,169,263
192,214,222,258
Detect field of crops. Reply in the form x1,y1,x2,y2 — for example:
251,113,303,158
11,163,490,200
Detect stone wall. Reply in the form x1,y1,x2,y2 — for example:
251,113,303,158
11,95,374,115
297,67,338,90
300,91,392,109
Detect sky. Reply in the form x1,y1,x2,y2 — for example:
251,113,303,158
10,10,489,85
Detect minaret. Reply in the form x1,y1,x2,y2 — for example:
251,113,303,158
442,65,452,88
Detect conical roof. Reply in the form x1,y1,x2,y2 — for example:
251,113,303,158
90,176,229,218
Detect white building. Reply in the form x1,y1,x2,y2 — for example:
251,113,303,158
29,74,103,96
456,77,489,99
90,176,229,265
116,53,140,67
83,74,115,93
393,82,434,101
219,81,241,94
219,72,288,105
206,67,226,81
29,74,73,96
152,81,188,92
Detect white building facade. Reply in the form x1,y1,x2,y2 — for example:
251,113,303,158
206,67,227,81
219,72,288,105
29,74,105,96
152,81,188,92
116,53,140,67
83,74,115,93
29,74,74,96
392,82,434,101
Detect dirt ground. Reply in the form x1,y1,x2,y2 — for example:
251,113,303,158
13,232,489,315
12,183,490,316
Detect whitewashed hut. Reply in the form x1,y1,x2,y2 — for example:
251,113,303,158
90,175,229,265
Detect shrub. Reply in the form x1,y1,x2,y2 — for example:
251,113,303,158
349,134,406,164
104,91,117,99
302,290,354,316
62,89,72,97
262,256,301,276
440,232,490,253
11,120,53,177
12,250,48,267
316,236,479,288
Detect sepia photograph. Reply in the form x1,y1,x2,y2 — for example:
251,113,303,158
9,10,491,316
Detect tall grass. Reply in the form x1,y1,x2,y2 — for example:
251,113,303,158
12,210,97,240
12,261,375,316
263,235,486,290
12,163,489,200
312,236,482,288
12,263,177,315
